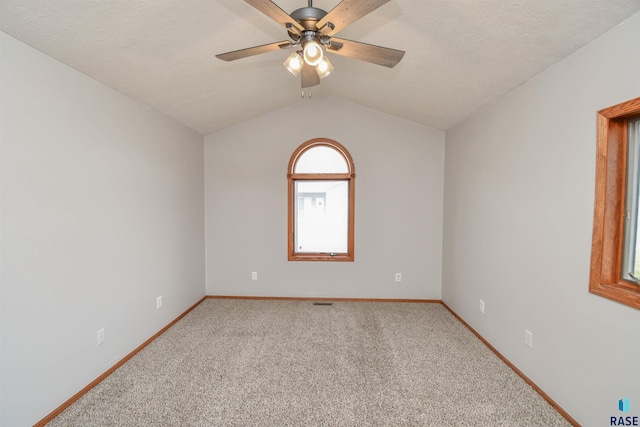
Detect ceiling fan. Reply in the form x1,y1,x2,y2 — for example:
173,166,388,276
216,0,405,91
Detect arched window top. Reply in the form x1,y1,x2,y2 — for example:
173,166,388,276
289,139,355,176
295,146,348,173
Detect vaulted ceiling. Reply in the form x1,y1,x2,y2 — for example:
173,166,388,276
1,0,639,135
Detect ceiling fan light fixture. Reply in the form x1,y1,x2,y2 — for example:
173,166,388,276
283,52,304,76
316,56,334,79
303,40,323,66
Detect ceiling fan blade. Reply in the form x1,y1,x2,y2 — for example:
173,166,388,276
216,41,292,62
301,62,320,88
243,0,305,33
327,38,404,68
316,0,390,36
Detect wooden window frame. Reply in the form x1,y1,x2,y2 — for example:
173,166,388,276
287,138,355,262
590,96,640,309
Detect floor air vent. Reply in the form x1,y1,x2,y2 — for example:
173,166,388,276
312,302,333,306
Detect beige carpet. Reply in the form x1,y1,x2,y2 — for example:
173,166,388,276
47,299,570,426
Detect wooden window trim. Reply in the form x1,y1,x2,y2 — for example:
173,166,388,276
590,96,640,309
287,138,355,262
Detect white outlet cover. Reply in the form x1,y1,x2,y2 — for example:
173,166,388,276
479,300,485,314
157,296,163,309
525,330,533,348
97,329,105,346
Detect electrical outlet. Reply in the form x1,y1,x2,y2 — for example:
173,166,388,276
251,272,257,280
479,299,485,314
525,330,533,348
395,273,402,282
97,329,105,346
157,296,163,309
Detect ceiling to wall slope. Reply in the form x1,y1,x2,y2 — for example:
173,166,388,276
1,0,639,135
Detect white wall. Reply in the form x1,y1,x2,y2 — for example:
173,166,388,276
0,32,206,426
442,13,640,426
205,98,444,299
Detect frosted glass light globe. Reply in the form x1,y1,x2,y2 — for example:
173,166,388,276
303,41,323,66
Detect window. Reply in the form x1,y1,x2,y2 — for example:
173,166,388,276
590,96,640,309
287,139,355,261
622,117,640,282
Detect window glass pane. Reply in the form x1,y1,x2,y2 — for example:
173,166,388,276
294,180,348,253
294,146,348,173
623,118,640,282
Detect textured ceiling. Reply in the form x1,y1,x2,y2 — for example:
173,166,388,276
1,0,639,135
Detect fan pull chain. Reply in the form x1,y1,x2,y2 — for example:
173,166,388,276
301,89,313,98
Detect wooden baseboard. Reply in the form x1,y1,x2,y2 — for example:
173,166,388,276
34,295,578,427
34,296,207,427
206,295,441,303
439,302,580,427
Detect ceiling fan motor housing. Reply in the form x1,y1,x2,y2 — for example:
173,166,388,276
289,6,334,52
290,6,328,28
